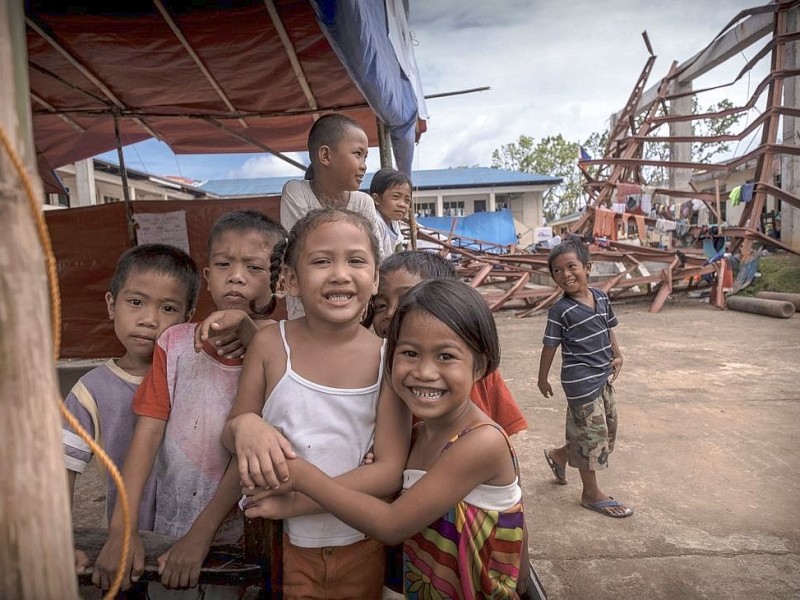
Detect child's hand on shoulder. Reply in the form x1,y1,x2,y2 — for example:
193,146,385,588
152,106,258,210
157,529,212,589
538,379,553,398
230,414,296,490
194,309,251,359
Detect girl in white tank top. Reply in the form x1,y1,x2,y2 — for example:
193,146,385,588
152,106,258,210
221,208,410,596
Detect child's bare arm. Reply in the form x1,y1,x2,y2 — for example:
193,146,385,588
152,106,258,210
538,345,557,397
92,416,166,590
244,381,411,519
264,423,512,545
222,329,295,489
609,329,623,381
156,459,242,589
66,470,91,574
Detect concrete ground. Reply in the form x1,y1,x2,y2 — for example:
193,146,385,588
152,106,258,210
501,299,800,599
71,299,800,598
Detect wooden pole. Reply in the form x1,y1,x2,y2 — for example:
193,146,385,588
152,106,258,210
0,2,79,598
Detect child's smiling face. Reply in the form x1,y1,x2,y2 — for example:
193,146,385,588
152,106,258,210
390,310,480,423
284,220,378,324
550,251,591,296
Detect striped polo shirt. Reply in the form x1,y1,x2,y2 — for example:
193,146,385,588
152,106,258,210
543,287,618,405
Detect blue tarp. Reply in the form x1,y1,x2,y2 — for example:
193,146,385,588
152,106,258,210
417,210,518,251
311,0,423,175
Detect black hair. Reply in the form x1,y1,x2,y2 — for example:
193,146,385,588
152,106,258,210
109,243,200,316
208,211,287,318
379,250,457,280
385,279,500,379
208,210,287,258
369,167,412,197
304,114,366,180
547,239,591,275
269,208,379,307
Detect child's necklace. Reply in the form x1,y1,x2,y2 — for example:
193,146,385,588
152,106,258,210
311,181,349,209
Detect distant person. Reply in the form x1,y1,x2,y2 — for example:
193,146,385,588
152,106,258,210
249,279,526,597
369,167,412,256
280,114,385,319
63,244,198,575
538,240,632,518
93,211,287,597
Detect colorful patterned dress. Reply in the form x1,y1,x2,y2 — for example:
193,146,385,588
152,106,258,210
402,423,525,599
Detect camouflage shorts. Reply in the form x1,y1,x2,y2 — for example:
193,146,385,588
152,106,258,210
565,383,617,471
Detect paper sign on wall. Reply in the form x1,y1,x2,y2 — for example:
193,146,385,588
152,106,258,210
133,211,191,254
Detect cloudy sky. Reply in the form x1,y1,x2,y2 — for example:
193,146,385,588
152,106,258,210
98,0,769,182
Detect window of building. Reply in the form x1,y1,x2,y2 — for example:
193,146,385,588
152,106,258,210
474,200,486,213
443,200,464,216
415,202,437,217
102,195,121,204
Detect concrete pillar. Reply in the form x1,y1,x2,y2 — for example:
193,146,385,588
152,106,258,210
489,190,496,211
72,158,96,206
668,81,693,192
781,6,800,251
435,194,443,217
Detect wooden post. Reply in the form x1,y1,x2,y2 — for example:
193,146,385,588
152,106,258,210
0,2,79,598
376,118,393,169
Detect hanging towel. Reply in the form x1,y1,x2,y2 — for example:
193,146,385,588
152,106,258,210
741,182,755,202
729,186,742,207
640,194,652,215
594,207,618,240
634,214,646,240
616,183,642,199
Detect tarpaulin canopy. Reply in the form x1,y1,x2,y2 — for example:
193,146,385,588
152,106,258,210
26,0,427,191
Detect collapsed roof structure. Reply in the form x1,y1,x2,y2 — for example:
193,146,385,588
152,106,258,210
419,0,800,315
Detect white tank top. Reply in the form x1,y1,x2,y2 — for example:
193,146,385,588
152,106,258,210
262,321,385,547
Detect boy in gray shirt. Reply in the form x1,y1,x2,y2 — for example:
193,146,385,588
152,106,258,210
537,239,633,518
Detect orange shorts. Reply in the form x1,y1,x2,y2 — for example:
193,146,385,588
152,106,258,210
282,535,385,600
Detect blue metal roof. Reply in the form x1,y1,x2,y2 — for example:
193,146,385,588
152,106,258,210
198,167,562,197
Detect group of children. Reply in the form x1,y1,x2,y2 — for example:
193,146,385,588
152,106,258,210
65,113,631,600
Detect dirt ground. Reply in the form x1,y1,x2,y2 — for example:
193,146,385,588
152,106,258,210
72,298,800,598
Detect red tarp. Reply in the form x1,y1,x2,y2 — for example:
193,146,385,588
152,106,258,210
46,198,286,359
27,2,381,190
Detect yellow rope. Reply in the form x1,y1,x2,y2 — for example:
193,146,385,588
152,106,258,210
0,125,132,600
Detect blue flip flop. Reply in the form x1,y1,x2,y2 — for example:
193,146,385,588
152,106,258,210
543,449,567,485
581,497,634,518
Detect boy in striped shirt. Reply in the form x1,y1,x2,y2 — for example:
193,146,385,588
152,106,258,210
538,240,633,518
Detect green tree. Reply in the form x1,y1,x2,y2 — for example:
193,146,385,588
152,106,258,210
640,98,742,186
491,134,590,220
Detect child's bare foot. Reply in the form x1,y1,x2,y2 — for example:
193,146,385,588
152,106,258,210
580,496,633,518
543,448,567,485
